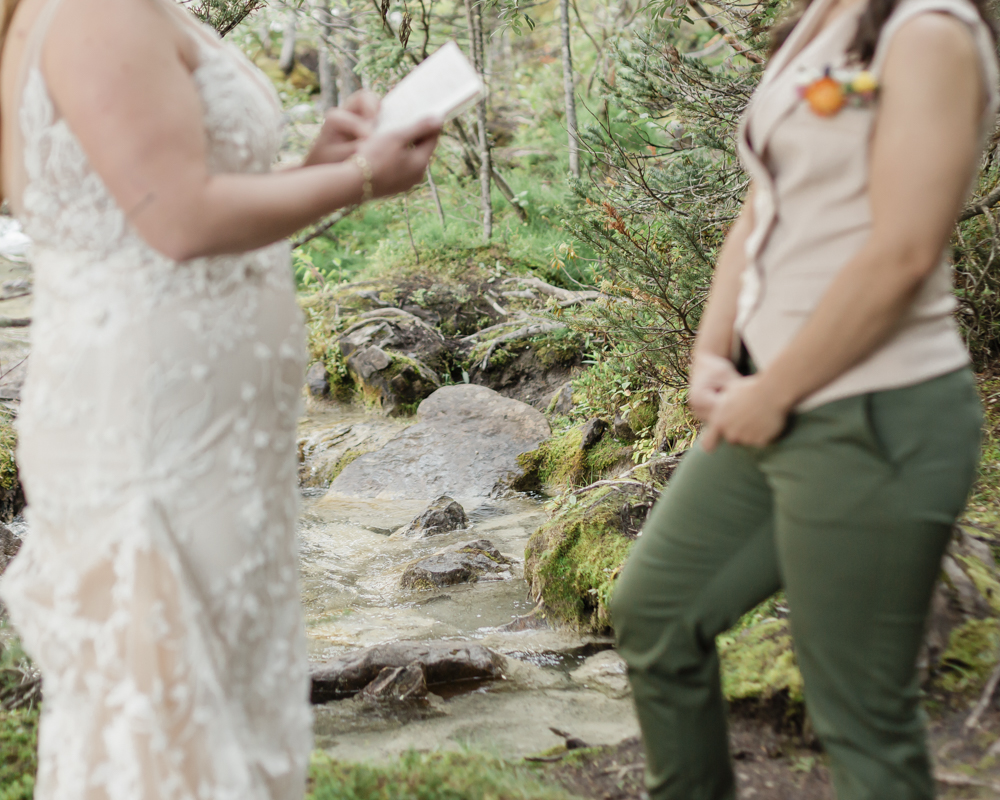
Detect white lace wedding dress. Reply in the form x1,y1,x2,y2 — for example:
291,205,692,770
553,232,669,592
0,3,313,798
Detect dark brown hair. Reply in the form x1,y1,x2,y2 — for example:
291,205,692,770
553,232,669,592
770,0,998,65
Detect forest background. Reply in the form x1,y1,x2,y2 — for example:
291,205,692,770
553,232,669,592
7,0,1000,796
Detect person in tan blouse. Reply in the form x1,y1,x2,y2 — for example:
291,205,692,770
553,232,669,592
612,0,999,797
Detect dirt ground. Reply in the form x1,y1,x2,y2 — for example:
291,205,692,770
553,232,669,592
540,704,1000,800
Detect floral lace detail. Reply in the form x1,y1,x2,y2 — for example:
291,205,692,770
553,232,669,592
0,17,312,800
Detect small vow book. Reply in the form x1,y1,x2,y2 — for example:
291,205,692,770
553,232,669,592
374,41,485,135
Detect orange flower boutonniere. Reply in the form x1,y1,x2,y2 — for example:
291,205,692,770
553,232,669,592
796,67,879,117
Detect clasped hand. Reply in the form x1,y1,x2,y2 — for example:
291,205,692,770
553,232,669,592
689,353,790,452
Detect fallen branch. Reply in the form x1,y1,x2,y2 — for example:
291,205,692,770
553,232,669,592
502,276,602,307
558,291,604,308
959,185,1000,222
291,205,358,249
569,479,650,497
451,120,529,224
687,0,764,64
479,322,567,369
966,657,1000,730
0,674,41,711
935,769,1000,793
460,312,543,341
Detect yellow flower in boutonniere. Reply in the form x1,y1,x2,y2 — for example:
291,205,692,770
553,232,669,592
850,70,878,96
795,66,880,117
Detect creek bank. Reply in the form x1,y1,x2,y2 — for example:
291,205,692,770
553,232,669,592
300,258,590,417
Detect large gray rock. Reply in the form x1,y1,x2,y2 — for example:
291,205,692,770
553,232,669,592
327,384,551,502
395,495,469,538
298,417,410,488
400,539,511,590
310,639,505,702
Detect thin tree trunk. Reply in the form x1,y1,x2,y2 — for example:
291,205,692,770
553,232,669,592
464,0,492,241
560,0,580,178
338,7,361,98
315,0,338,111
278,7,297,76
452,119,527,224
427,166,446,230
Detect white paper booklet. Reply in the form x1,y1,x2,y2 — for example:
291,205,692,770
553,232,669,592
374,41,485,135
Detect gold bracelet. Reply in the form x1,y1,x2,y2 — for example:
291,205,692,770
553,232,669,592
350,153,374,203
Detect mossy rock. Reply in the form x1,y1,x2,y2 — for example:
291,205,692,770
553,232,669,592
718,618,804,707
0,419,22,523
932,618,1000,695
525,486,642,631
585,436,633,476
654,388,697,454
516,427,587,491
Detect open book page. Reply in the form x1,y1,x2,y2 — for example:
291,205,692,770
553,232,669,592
374,41,485,135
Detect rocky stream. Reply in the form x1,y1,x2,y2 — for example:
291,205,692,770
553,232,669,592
297,387,640,761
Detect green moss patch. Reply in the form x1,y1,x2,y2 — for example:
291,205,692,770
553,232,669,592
307,750,572,800
933,618,1000,695
517,428,587,491
525,487,639,631
0,420,15,494
718,618,804,706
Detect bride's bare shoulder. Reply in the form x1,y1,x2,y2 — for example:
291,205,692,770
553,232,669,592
36,0,199,88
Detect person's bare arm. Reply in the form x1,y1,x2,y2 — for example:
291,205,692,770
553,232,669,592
688,188,754,420
39,0,437,261
703,12,985,450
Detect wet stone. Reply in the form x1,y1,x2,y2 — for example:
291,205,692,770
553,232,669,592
305,362,329,398
395,495,469,538
310,639,505,702
580,417,608,449
569,650,631,698
0,523,20,575
400,539,512,590
358,664,428,703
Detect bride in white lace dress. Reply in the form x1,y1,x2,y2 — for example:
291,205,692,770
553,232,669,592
0,0,440,796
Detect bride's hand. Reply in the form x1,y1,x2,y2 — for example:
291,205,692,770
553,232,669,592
354,117,442,199
302,90,381,167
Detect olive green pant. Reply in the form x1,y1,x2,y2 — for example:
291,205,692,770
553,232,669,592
611,369,983,800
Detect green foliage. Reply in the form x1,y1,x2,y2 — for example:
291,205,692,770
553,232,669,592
183,0,263,37
0,635,38,799
563,13,771,389
307,750,571,800
965,376,1000,530
0,708,37,800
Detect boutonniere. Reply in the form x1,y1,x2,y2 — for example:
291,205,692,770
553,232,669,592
795,66,879,117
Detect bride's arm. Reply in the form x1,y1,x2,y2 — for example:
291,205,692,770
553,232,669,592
38,0,436,261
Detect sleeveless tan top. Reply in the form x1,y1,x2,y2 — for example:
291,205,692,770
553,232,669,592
734,0,1000,410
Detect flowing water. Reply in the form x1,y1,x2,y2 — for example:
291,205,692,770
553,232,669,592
298,403,640,760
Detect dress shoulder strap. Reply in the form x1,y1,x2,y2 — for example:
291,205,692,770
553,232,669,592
5,0,69,214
